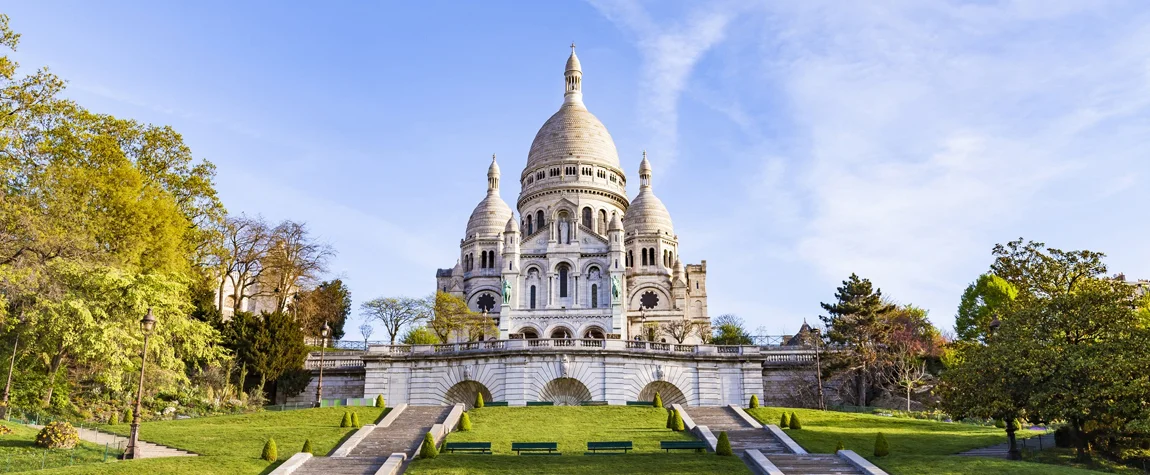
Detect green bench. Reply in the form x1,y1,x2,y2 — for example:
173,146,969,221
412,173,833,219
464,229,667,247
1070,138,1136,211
660,440,708,453
580,400,608,406
484,401,509,407
625,401,654,406
512,442,561,455
444,442,492,454
585,441,632,455
526,401,554,406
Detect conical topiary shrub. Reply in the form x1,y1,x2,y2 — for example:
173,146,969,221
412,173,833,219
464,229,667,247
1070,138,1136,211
460,412,472,431
475,392,485,409
340,411,352,428
874,432,889,457
301,439,313,454
420,431,439,459
123,409,133,424
779,412,789,428
666,409,676,429
716,431,732,456
351,412,361,428
262,438,278,462
749,394,759,409
109,412,119,425
835,440,845,452
376,394,386,409
653,392,664,409
789,412,802,430
673,410,685,432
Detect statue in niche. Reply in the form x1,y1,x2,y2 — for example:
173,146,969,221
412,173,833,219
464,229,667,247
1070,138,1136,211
654,365,664,381
611,276,621,303
558,220,570,244
463,365,473,381
501,279,512,304
560,355,570,378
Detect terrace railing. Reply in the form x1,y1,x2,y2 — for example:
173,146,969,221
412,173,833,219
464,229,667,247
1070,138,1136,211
357,338,766,357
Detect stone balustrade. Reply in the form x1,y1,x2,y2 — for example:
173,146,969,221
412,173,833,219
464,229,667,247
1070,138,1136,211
303,351,367,369
359,338,766,357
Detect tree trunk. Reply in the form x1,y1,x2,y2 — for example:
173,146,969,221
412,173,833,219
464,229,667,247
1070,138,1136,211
42,347,66,407
857,364,867,407
1005,418,1021,460
1072,419,1091,462
906,386,911,413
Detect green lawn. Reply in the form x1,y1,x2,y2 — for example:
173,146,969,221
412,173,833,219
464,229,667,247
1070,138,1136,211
406,406,749,474
0,420,119,472
745,407,1111,475
32,405,386,475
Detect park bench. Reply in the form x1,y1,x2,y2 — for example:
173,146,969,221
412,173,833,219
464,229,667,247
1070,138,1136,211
484,401,509,407
625,401,654,406
512,442,561,455
580,400,608,406
585,441,632,455
660,440,708,453
444,442,492,454
526,401,554,406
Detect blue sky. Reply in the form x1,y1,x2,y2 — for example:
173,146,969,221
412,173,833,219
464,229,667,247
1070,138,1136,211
7,1,1149,337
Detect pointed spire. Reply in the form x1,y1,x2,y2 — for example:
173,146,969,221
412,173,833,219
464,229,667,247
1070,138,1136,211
639,150,652,189
564,43,583,105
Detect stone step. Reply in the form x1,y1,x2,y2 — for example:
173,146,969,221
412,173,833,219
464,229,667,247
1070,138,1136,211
293,456,388,475
687,407,752,430
767,454,861,475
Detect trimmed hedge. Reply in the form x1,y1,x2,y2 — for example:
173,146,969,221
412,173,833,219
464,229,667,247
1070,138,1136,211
351,412,361,428
835,440,845,452
666,409,675,429
262,438,278,462
673,410,685,432
716,431,732,456
874,432,889,457
460,412,472,431
779,412,789,428
653,392,663,409
788,412,802,430
420,431,438,459
340,412,352,428
475,392,485,409
376,394,386,408
749,395,759,409
301,439,313,454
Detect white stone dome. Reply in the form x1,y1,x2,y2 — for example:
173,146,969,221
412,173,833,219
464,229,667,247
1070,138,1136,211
622,152,673,235
466,156,514,238
524,47,621,172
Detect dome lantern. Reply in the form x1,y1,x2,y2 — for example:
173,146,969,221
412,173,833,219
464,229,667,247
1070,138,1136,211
564,42,582,105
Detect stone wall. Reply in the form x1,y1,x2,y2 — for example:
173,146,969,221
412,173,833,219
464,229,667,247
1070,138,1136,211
281,370,365,405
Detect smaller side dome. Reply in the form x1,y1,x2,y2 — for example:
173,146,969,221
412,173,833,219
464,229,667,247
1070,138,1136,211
608,213,623,232
505,216,518,233
465,156,513,238
623,152,674,235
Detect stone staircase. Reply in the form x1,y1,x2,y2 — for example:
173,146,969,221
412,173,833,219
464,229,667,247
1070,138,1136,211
958,433,1055,458
684,408,863,475
33,425,195,458
687,407,787,454
766,454,860,474
292,405,453,475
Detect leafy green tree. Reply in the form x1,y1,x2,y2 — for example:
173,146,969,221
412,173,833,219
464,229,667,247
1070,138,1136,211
429,292,473,343
223,311,308,398
361,296,430,344
400,326,439,345
954,274,1018,341
819,274,896,406
710,314,752,345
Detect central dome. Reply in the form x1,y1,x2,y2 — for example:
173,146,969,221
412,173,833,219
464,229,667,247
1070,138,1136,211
526,103,621,170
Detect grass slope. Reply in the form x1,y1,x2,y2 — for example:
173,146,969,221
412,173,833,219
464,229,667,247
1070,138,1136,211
0,421,115,472
406,406,748,474
745,407,1110,475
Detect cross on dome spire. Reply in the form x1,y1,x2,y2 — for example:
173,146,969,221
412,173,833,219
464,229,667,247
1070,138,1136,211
487,154,501,193
639,150,653,188
564,43,583,105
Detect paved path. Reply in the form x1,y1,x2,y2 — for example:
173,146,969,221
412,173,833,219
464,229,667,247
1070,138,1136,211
958,433,1055,458
685,407,860,475
30,424,196,458
293,406,452,475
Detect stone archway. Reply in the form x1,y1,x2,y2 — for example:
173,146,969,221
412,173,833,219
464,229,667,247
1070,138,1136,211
639,381,687,406
538,378,592,406
445,380,493,409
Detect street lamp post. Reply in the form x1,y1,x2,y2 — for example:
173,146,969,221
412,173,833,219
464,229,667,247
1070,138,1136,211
0,313,26,420
124,308,157,460
812,328,826,411
315,321,331,407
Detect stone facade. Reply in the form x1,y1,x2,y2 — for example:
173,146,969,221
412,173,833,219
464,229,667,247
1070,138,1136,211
436,46,709,342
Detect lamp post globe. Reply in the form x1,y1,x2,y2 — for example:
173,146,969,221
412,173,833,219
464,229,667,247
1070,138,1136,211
316,321,331,407
124,308,157,459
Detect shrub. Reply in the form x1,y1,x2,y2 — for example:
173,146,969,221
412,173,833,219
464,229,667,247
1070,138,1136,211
340,412,352,428
420,431,438,459
653,392,663,409
874,432,889,457
716,431,732,456
351,412,361,428
780,412,789,428
301,439,313,454
35,421,79,449
0,425,12,435
109,412,119,425
262,438,278,462
123,408,133,424
460,412,472,431
1010,419,1022,432
673,410,685,432
375,395,385,409
749,394,759,409
994,418,1006,429
667,409,675,429
836,440,845,452
789,412,802,430
475,392,484,409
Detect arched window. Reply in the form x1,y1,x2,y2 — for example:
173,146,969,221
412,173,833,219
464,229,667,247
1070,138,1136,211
530,285,537,309
526,215,533,234
481,251,487,269
649,248,656,266
536,210,545,230
591,284,598,308
627,250,633,267
598,209,607,233
558,264,569,298
582,207,592,229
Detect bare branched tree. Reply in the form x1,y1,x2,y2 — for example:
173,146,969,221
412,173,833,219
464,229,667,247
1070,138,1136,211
360,296,430,344
359,323,374,349
258,221,335,313
883,342,931,412
217,214,271,314
660,318,697,344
